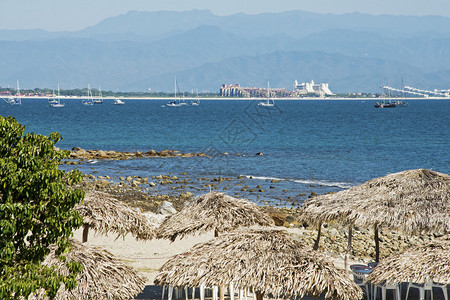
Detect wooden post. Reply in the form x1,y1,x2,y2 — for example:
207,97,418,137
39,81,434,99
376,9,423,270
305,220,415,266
255,291,263,300
219,286,225,300
313,222,322,250
345,225,353,270
374,224,380,262
82,224,90,243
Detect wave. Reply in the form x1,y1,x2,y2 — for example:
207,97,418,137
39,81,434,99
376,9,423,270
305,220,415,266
241,175,354,189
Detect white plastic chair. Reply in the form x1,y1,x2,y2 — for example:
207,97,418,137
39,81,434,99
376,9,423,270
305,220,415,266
406,281,448,300
229,283,235,300
372,282,401,300
351,270,371,299
200,284,205,300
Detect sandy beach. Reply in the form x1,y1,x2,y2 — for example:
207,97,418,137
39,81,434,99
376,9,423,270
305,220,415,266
73,227,218,285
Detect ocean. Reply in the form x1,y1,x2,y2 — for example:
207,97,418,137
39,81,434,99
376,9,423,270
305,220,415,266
2,98,449,207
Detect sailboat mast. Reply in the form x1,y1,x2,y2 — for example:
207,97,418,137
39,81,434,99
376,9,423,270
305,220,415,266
387,80,391,104
174,77,177,99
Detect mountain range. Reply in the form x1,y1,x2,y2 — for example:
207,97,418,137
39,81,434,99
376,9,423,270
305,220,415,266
1,10,450,93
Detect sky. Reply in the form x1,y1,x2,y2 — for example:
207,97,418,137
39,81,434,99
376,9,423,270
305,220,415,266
1,0,450,31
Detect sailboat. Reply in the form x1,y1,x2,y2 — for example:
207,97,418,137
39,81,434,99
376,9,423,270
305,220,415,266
190,89,200,106
82,85,94,105
49,84,65,107
93,87,103,104
167,77,187,107
48,89,58,105
258,82,275,107
5,80,22,105
374,83,396,108
395,78,408,106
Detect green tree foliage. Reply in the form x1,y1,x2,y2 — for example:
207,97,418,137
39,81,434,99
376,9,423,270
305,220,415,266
0,116,84,299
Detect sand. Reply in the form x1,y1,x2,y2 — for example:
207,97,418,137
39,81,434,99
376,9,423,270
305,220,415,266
73,227,217,284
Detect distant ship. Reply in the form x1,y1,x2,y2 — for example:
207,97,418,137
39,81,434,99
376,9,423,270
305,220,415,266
374,101,396,108
375,82,396,108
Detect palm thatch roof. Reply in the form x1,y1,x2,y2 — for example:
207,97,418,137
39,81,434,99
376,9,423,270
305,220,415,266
31,240,145,300
154,229,362,300
300,169,450,234
76,191,156,241
156,192,274,241
367,235,450,284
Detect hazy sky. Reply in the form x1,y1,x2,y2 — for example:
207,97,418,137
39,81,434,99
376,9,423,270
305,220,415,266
1,0,449,31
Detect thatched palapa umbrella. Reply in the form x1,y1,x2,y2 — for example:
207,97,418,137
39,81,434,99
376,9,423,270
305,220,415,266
76,191,156,242
367,235,450,285
156,192,274,241
31,240,145,300
155,229,363,300
156,192,274,300
300,169,450,262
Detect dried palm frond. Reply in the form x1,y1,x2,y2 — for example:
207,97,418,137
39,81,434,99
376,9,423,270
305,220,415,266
157,192,274,241
368,235,450,284
31,240,145,300
155,229,362,300
300,169,450,234
76,191,156,241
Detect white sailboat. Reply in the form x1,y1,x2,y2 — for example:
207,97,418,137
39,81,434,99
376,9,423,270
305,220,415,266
48,89,58,105
190,89,200,106
5,80,22,105
258,82,275,107
49,84,65,107
93,87,103,104
82,85,94,105
166,77,187,107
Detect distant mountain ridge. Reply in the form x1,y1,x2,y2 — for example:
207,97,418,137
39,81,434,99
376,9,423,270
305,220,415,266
4,10,450,41
0,10,449,92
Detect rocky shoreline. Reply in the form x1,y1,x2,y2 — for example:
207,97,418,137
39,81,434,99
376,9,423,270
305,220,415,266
65,147,208,164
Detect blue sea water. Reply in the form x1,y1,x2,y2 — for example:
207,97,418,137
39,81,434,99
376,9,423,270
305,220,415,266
2,98,449,206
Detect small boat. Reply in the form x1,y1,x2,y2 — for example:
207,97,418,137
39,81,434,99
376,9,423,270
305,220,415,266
49,84,65,107
167,101,187,107
113,98,125,105
82,85,94,105
375,83,396,108
258,82,275,107
93,87,103,104
48,94,58,105
395,100,408,106
5,80,22,105
190,89,200,106
167,77,188,107
374,102,396,108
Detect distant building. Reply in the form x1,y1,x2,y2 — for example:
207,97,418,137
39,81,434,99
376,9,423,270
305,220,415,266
219,84,249,97
293,80,334,96
220,84,295,98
